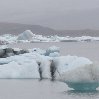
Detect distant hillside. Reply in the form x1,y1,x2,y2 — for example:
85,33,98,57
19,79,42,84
0,22,56,36
57,29,99,37
0,22,99,37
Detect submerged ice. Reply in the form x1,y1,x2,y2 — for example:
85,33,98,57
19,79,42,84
0,46,99,90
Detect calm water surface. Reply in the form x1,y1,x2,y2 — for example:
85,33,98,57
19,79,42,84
0,79,99,99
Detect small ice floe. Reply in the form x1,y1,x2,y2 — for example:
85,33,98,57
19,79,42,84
45,46,60,56
49,52,60,57
0,47,29,58
31,48,46,55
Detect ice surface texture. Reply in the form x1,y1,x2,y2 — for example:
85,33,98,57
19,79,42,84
57,58,99,90
0,46,99,90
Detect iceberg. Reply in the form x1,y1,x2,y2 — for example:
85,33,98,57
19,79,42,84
0,52,51,78
57,57,99,90
17,30,34,40
45,46,60,56
0,46,98,91
1,30,99,44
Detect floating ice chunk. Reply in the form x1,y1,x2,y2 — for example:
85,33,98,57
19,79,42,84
57,57,99,90
0,34,17,44
45,46,60,56
0,49,99,91
0,54,40,78
49,52,60,57
53,56,78,74
0,61,40,78
17,30,34,40
31,48,46,55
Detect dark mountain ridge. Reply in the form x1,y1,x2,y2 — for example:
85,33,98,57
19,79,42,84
0,22,99,37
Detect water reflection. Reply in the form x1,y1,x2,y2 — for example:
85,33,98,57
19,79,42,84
60,90,99,99
67,90,99,94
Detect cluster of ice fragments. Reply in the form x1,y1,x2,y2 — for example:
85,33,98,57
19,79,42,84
0,30,99,44
0,46,29,58
0,46,99,90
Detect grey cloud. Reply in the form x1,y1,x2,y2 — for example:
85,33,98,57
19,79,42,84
0,0,99,29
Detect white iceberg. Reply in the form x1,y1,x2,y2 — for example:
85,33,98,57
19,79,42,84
31,48,46,55
57,57,99,90
49,52,60,57
0,47,98,90
17,30,34,40
45,46,60,56
1,30,99,44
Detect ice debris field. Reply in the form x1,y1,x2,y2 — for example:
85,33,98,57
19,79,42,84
0,46,99,91
0,30,99,44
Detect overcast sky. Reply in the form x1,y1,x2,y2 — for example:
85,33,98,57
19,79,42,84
0,0,99,29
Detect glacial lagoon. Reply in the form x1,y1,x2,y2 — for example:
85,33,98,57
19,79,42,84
0,41,98,99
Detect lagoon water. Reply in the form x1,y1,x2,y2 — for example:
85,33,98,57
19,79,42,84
3,41,99,99
0,79,99,99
